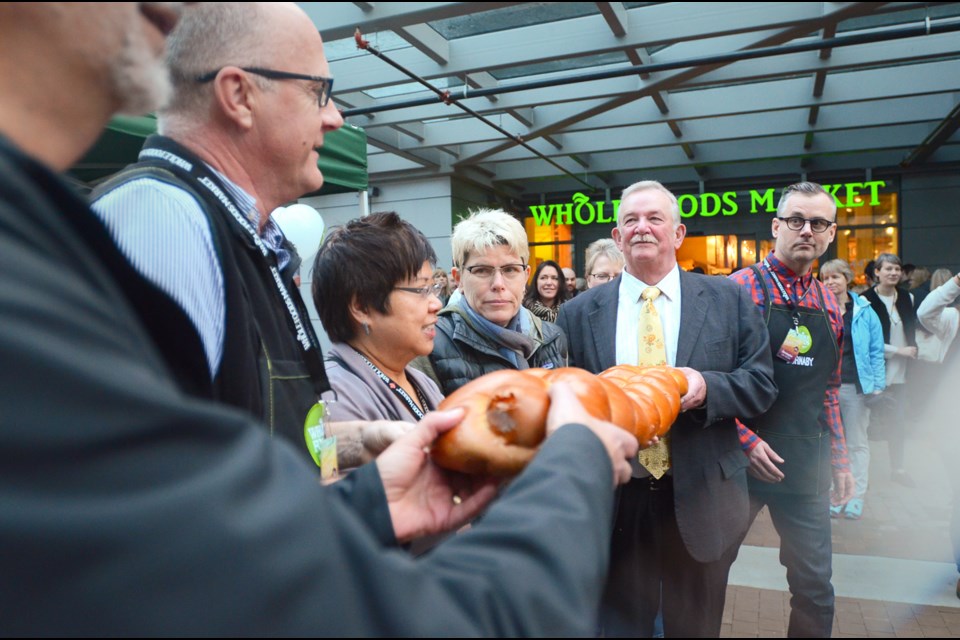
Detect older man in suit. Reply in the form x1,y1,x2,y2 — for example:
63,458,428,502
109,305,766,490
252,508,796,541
557,180,777,637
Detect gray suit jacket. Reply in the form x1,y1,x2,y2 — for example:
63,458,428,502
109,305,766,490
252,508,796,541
557,269,777,562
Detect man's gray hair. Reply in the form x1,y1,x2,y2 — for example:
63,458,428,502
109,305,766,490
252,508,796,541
451,209,529,269
776,182,837,219
618,180,681,227
161,3,272,118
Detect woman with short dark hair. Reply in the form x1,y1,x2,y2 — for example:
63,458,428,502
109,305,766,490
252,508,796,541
523,260,567,323
312,212,445,425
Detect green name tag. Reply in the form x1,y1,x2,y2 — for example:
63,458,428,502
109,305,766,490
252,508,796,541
304,401,338,481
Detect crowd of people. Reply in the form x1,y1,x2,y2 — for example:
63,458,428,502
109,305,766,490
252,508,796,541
2,2,959,638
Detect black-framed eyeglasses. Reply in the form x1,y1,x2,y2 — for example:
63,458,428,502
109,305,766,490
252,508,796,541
777,216,835,233
394,283,444,299
463,264,527,280
195,67,334,108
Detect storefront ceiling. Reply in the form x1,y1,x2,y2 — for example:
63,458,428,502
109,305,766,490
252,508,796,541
304,1,960,199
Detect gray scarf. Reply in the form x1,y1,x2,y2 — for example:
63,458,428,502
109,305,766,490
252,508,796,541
459,299,538,369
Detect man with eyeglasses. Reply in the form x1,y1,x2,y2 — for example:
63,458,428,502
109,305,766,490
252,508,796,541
416,208,568,395
729,181,854,638
558,180,777,638
90,3,402,466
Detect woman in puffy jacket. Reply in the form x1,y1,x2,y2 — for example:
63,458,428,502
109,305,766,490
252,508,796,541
820,259,885,520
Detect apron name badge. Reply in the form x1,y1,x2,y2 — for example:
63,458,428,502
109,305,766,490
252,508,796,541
777,325,813,363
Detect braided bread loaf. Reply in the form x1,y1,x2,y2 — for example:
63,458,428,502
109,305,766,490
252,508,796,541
431,365,689,476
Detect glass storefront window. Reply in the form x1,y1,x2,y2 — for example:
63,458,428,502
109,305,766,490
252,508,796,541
834,191,899,288
677,235,741,275
837,226,898,288
528,243,574,276
525,216,574,280
740,239,759,267
525,216,571,245
835,192,898,227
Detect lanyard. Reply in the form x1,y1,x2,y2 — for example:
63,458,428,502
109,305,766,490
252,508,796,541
138,138,328,398
352,348,429,421
763,258,811,328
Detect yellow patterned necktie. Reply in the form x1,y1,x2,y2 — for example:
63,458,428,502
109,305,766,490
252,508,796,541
637,286,671,478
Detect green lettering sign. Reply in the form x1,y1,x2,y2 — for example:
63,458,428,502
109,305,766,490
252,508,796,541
677,194,698,218
527,181,888,225
749,188,776,214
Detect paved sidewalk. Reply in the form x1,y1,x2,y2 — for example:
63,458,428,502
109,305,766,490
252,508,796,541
723,434,960,637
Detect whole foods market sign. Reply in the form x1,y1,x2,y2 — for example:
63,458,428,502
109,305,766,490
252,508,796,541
528,181,886,226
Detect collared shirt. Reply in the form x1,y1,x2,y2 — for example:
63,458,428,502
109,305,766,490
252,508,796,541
616,265,682,367
729,252,849,471
92,163,289,377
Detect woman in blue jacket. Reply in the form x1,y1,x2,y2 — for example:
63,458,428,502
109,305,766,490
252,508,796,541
821,259,886,519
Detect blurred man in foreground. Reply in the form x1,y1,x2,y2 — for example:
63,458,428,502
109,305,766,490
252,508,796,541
0,3,637,635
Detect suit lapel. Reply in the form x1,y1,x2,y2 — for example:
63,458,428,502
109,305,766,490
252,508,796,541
675,270,709,367
588,276,620,370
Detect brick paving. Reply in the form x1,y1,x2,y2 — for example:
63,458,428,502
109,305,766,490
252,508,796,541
723,435,960,637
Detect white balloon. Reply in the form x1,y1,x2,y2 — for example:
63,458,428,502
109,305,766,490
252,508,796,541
272,204,325,264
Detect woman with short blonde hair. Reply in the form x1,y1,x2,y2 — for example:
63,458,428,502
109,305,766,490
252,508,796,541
819,259,885,518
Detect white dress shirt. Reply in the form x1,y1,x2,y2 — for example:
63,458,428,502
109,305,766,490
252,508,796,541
615,265,682,367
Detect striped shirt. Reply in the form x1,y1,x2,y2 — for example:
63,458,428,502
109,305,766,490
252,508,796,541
92,165,290,377
729,253,849,472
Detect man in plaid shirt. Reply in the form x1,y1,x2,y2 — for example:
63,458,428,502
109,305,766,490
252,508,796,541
729,182,854,638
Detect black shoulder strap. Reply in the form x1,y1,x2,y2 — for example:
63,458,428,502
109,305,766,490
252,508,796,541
750,264,773,323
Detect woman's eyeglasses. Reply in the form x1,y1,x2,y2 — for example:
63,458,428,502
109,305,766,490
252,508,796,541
394,283,445,299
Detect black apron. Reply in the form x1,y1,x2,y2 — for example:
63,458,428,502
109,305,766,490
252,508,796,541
746,264,839,496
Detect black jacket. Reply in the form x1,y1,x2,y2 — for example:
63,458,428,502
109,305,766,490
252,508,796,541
0,134,619,636
421,303,567,395
862,285,917,347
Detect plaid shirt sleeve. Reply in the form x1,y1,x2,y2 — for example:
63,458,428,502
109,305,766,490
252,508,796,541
729,268,765,454
819,282,850,473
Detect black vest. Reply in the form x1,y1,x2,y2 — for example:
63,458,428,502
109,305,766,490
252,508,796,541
862,286,917,348
91,136,329,458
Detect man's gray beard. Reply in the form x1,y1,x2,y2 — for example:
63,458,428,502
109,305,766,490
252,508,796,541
111,30,172,116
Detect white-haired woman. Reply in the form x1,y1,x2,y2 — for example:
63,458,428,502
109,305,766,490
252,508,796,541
415,209,567,395
584,238,624,289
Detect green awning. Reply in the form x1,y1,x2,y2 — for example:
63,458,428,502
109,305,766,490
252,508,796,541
70,114,367,195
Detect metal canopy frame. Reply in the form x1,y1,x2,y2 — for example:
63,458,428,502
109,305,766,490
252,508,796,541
306,2,960,199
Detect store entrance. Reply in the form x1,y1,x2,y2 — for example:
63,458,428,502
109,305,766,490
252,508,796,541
677,233,761,275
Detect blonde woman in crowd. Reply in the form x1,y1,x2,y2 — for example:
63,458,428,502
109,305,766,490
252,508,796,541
820,259,885,519
433,267,455,307
584,238,624,289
